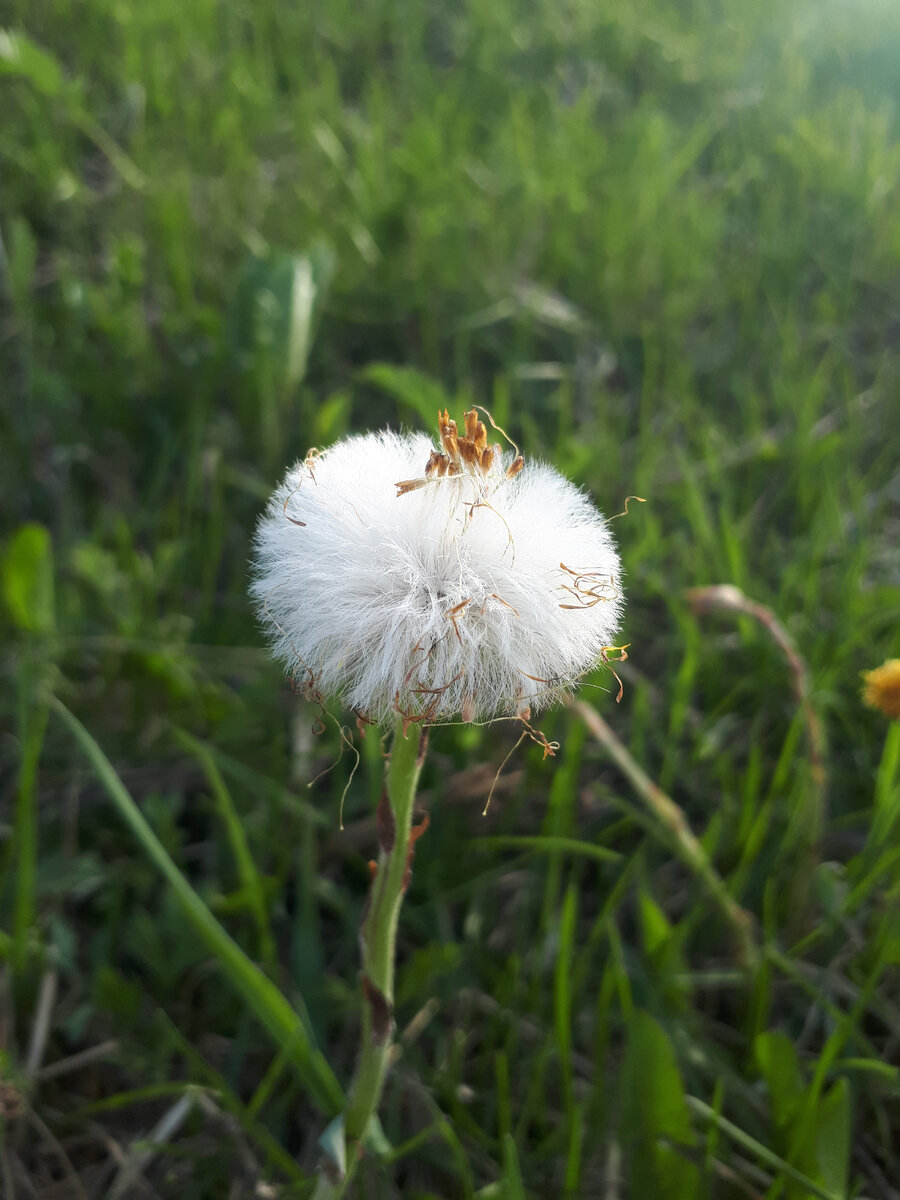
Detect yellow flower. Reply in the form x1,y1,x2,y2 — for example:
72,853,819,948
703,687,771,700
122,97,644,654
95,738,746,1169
862,660,900,720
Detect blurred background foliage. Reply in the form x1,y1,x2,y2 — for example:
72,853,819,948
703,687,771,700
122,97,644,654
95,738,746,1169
2,0,899,1196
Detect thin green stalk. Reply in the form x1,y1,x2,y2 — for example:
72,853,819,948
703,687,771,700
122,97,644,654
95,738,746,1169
685,1096,845,1200
173,728,277,969
50,696,343,1116
314,723,423,1197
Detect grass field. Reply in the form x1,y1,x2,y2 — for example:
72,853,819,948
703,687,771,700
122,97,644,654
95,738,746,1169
3,0,900,1196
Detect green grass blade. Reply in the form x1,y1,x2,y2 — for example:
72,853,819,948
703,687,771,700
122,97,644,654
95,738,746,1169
478,835,620,864
869,721,900,853
50,696,343,1116
501,1132,526,1200
151,1009,309,1185
204,743,327,827
173,728,277,968
554,884,577,1114
621,1011,698,1198
686,1096,846,1200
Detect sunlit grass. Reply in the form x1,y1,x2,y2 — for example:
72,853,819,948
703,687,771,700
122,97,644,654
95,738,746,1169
2,0,899,1195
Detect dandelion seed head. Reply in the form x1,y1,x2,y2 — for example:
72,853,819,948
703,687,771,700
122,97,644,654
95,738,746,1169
251,410,624,722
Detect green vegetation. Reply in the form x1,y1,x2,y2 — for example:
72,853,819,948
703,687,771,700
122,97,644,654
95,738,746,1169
2,0,899,1195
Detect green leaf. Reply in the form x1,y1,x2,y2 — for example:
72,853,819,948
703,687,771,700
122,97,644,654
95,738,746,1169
6,216,38,315
358,362,453,429
312,389,351,445
0,29,64,96
620,1011,698,1199
230,241,334,463
3,523,55,634
638,888,671,957
755,1031,804,1130
232,243,334,396
815,1078,851,1195
501,1133,526,1200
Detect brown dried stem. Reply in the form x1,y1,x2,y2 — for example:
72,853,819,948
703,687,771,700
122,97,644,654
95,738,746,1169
687,584,826,851
573,699,758,968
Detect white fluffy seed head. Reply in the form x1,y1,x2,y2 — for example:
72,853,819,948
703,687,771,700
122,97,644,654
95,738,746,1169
251,410,624,723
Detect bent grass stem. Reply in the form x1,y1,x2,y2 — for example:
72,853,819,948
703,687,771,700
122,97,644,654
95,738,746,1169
574,699,758,969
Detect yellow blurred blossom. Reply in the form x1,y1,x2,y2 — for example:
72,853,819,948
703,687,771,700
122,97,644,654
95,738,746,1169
862,659,900,720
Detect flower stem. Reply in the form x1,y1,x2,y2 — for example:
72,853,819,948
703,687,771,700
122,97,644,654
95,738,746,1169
313,723,424,1196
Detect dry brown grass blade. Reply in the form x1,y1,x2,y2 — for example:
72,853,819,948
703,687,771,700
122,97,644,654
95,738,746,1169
34,1039,119,1084
24,969,57,1078
574,699,758,968
23,1105,90,1200
687,583,826,850
108,1092,195,1200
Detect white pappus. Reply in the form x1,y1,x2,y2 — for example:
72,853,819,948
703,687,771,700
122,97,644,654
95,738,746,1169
251,408,624,724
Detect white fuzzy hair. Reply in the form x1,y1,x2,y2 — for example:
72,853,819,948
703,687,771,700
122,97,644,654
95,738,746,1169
250,427,623,723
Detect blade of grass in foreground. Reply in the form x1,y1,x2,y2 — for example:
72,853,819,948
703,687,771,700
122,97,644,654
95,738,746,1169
51,697,343,1117
173,728,277,969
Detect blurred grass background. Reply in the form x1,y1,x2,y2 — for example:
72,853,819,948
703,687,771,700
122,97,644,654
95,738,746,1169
2,0,900,1196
